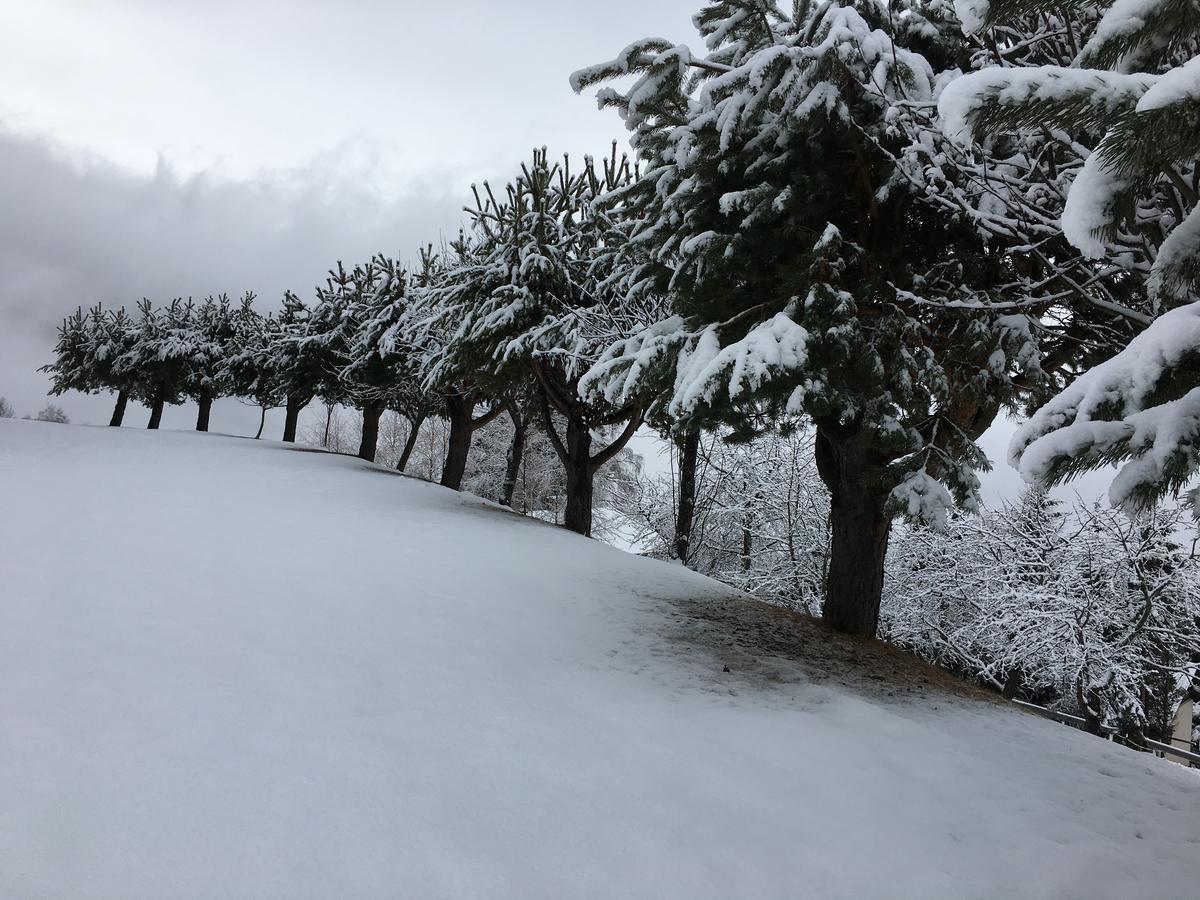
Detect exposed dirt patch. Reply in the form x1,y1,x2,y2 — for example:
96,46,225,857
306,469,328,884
664,592,998,705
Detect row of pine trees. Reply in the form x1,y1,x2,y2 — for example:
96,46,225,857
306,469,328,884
40,0,1200,640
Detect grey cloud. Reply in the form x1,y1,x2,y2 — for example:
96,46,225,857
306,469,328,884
0,127,464,430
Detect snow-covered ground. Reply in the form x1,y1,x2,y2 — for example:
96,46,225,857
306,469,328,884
1,420,1197,899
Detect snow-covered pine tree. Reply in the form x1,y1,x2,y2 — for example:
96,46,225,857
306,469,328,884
118,299,198,429
183,294,242,432
397,244,516,490
263,292,326,443
347,250,439,471
224,296,286,429
941,0,1200,511
42,306,140,425
275,268,364,448
404,150,644,534
572,0,1044,634
42,307,95,407
94,308,138,426
319,255,405,462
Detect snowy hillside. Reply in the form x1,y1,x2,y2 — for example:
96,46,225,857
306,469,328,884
1,420,1198,899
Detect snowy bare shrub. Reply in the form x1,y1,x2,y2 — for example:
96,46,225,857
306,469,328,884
625,428,831,613
33,403,69,424
0,396,14,418
883,490,1200,742
300,403,359,456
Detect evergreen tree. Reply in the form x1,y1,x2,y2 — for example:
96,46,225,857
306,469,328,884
276,271,359,447
42,306,139,426
0,397,13,418
942,0,1200,510
342,254,438,465
224,297,286,427
407,149,645,535
400,237,532,494
573,0,1044,633
182,295,241,432
93,308,139,426
121,299,197,429
261,293,320,442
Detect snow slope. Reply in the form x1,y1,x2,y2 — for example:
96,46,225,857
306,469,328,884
1,420,1197,899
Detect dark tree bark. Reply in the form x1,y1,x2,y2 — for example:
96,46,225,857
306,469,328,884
195,391,213,432
500,404,527,507
358,398,386,462
282,393,310,443
147,385,166,430
1078,680,1106,736
561,411,594,536
440,395,475,490
534,375,642,539
1001,668,1024,701
397,414,425,472
674,428,701,563
254,405,267,439
323,403,334,447
814,420,893,637
440,394,503,490
109,390,128,427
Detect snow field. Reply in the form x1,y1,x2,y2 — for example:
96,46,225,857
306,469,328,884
1,420,1198,898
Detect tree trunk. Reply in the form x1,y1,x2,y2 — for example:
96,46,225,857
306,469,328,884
1001,668,1024,700
440,395,475,490
741,506,753,572
323,403,334,447
358,399,385,462
283,393,309,443
562,411,594,537
109,390,128,427
500,408,527,507
195,391,213,432
814,422,893,637
147,386,166,430
1078,679,1106,736
675,428,701,563
255,405,267,439
397,414,424,472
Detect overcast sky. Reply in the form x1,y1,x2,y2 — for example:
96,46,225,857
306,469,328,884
0,0,1107,503
0,0,697,426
